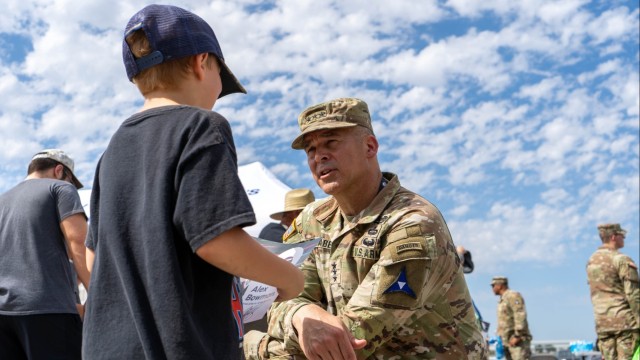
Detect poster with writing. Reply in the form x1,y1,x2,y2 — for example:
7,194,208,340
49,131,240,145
241,237,319,324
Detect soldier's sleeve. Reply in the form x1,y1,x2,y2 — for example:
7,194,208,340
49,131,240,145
338,215,460,358
617,255,640,321
509,292,528,337
264,216,325,353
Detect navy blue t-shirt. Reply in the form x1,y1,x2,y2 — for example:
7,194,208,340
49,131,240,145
82,106,256,359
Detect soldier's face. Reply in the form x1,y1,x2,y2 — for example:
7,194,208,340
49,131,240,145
491,284,502,295
303,127,371,196
613,233,625,249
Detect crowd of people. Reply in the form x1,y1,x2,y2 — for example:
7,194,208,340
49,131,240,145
0,4,637,360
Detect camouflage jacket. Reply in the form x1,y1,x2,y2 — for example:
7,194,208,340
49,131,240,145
267,173,487,359
586,246,640,333
496,289,531,341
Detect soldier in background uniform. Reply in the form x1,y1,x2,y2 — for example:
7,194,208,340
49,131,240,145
244,97,487,359
587,223,640,360
492,276,532,360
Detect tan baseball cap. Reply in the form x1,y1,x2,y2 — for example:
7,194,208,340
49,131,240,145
291,97,373,149
31,149,83,189
270,188,315,220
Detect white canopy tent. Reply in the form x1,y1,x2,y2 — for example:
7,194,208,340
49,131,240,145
77,161,292,237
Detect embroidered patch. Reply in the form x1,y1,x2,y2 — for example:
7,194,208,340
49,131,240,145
282,221,297,242
395,242,422,254
383,267,416,298
317,238,332,250
352,246,380,260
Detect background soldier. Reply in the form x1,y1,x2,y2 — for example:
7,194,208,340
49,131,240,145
258,188,315,242
492,276,532,360
587,223,639,360
244,97,486,359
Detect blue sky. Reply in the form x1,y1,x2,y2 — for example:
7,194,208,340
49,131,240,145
0,0,638,342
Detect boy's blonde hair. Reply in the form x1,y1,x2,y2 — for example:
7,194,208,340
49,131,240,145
126,30,218,95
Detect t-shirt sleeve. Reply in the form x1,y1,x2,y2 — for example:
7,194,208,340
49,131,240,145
54,182,86,222
173,116,256,251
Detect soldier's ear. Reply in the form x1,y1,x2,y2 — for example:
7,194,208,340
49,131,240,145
364,134,378,158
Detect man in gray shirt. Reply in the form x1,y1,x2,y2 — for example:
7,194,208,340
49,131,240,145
0,149,89,359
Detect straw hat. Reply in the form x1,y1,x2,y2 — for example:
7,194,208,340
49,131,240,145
270,188,315,220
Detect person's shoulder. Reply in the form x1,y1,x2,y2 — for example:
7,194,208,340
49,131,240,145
304,196,337,221
388,186,444,223
612,252,638,268
260,222,282,232
505,290,525,304
27,178,77,194
588,246,614,261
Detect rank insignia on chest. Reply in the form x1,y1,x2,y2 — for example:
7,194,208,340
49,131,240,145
383,267,416,298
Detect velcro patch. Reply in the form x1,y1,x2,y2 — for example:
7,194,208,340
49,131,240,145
396,242,422,254
352,246,380,260
316,238,333,250
383,267,416,298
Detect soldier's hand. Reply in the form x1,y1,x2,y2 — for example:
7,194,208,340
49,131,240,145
293,304,367,359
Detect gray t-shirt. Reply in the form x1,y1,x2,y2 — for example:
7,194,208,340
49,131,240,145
0,178,85,315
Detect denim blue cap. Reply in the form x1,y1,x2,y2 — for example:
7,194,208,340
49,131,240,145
122,4,246,98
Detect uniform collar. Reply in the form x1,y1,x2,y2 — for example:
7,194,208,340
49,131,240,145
312,172,400,226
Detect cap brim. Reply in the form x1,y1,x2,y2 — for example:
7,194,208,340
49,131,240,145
291,121,358,149
71,174,83,189
270,205,308,220
218,61,246,98
270,211,285,221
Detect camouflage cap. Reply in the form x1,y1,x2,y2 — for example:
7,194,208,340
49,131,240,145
31,149,83,189
491,276,508,286
291,97,373,149
597,223,627,237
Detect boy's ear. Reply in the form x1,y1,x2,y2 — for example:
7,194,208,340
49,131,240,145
192,53,208,80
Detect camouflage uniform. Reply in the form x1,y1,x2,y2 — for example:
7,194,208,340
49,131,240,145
495,282,532,360
587,224,640,360
244,172,487,359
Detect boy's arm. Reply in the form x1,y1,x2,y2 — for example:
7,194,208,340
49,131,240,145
86,247,95,273
195,227,304,301
60,213,90,290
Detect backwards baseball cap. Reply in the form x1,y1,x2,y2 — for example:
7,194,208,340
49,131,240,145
122,4,246,98
491,276,508,286
597,223,627,237
291,98,373,149
31,149,83,189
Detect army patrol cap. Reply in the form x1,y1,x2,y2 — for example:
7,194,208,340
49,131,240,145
291,97,373,149
491,276,508,286
597,223,627,237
